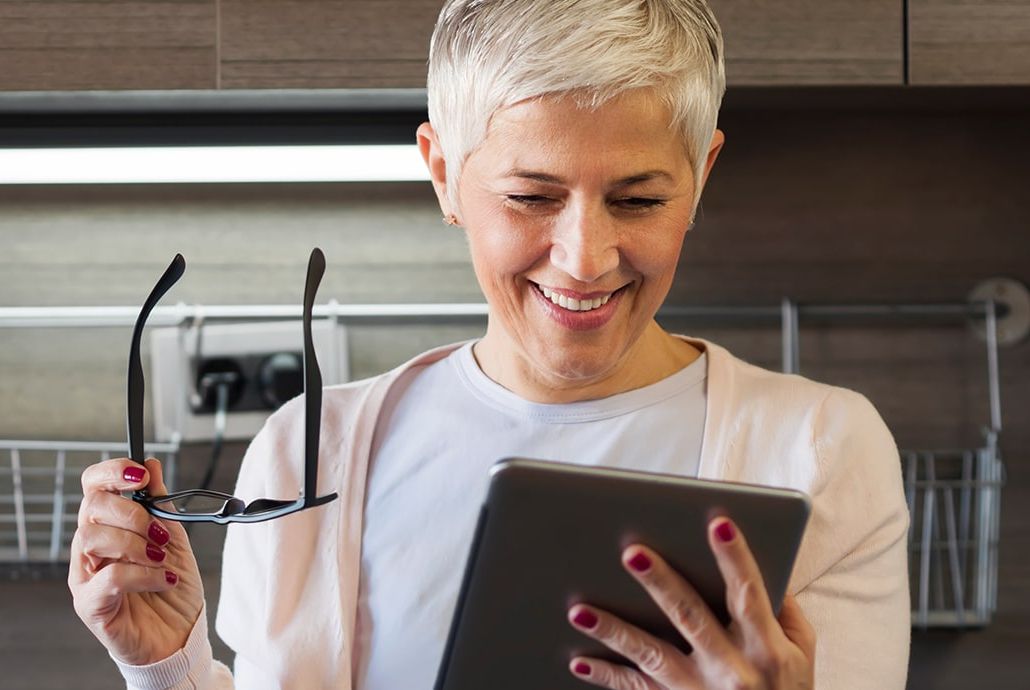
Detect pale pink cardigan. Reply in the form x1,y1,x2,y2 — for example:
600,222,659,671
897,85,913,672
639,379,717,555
117,337,910,689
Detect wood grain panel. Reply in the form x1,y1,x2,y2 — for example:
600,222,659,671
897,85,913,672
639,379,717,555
220,0,903,89
909,0,1030,85
219,0,442,89
0,0,217,91
712,0,904,85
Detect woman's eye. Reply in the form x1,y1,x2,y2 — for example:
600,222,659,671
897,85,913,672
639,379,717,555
504,195,667,211
506,194,551,206
615,197,667,210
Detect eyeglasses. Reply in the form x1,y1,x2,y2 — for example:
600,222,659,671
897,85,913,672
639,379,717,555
126,248,338,524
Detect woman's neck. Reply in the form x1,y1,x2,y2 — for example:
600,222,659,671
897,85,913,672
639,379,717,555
472,322,702,404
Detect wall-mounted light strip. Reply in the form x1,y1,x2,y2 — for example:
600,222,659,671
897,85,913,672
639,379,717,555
0,144,430,184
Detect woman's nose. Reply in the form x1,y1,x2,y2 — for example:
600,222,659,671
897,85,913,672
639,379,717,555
548,202,620,284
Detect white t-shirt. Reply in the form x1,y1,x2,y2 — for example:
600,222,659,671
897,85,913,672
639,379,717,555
355,342,708,689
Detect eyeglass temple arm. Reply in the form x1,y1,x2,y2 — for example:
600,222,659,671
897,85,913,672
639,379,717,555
302,248,336,507
128,254,186,466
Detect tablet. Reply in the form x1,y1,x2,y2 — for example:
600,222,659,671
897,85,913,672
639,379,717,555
434,458,811,690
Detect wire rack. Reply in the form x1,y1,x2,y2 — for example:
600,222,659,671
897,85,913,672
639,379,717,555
0,440,179,568
0,299,1006,627
904,439,1004,627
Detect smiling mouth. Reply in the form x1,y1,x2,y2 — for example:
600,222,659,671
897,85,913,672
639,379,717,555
532,283,626,312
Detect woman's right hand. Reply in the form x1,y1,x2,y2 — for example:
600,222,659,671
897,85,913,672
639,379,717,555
69,457,205,666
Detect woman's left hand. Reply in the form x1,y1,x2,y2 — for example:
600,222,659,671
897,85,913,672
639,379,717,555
566,517,815,689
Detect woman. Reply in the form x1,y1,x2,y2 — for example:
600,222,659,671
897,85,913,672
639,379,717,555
69,1,910,688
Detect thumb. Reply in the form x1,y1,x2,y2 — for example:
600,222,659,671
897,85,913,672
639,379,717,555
778,594,816,661
143,457,171,497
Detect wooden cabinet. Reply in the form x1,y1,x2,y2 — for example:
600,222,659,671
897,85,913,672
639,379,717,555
909,0,1030,85
219,0,441,88
7,1,1030,91
714,0,904,85
0,0,216,91
218,0,906,89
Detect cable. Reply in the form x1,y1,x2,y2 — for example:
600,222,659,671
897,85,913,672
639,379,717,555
182,372,237,533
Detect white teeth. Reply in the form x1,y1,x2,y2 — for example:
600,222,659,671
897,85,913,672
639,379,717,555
536,284,614,312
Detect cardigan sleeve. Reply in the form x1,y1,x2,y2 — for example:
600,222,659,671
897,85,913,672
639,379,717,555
112,601,235,690
794,388,911,690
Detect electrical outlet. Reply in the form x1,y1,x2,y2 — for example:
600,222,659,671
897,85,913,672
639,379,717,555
149,321,349,442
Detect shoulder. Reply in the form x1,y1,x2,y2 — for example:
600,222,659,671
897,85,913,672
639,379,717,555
696,337,898,490
702,337,870,436
682,336,832,405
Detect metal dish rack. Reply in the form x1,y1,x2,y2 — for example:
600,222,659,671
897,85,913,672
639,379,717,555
904,441,1003,627
0,299,1006,628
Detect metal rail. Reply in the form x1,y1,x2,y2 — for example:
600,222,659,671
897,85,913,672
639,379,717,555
0,298,1007,627
0,299,1003,328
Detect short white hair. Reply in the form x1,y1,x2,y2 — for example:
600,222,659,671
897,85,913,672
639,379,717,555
427,0,726,212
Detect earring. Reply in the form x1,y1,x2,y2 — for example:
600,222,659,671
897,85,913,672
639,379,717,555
442,214,460,226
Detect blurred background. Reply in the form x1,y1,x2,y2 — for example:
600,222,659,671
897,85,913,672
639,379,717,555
0,1,1028,688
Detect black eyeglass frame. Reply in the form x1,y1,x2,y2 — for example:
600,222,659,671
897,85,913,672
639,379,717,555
126,248,338,524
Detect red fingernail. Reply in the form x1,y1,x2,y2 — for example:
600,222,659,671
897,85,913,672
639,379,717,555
149,522,170,546
146,544,165,562
573,661,591,676
716,520,736,543
628,552,652,573
123,467,145,484
572,609,598,630
165,570,178,585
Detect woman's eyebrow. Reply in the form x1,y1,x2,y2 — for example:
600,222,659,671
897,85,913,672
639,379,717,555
503,169,675,186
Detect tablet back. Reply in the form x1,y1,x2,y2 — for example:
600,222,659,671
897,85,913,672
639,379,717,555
434,458,811,690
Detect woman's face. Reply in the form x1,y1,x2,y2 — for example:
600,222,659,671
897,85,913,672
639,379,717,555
419,89,723,401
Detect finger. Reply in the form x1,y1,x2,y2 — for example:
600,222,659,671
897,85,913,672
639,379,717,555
140,457,189,541
621,545,740,668
78,489,170,545
568,656,666,690
84,561,179,602
777,594,816,662
72,527,165,580
567,604,694,686
708,518,781,645
76,523,169,570
80,458,150,495
68,530,96,586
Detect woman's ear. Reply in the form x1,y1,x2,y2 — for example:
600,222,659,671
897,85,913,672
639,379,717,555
416,122,457,219
698,128,725,195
